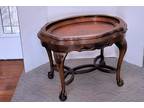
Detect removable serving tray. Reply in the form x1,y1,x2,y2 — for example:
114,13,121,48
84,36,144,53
40,15,126,41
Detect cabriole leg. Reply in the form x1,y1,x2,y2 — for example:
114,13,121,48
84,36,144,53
42,43,54,79
47,49,54,79
115,37,127,87
53,52,68,101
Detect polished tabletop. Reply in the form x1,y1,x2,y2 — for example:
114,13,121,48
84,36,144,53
39,15,126,41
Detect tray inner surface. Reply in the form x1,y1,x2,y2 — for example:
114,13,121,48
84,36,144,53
50,21,115,38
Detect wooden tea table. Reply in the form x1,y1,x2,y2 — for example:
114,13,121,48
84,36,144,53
38,15,127,101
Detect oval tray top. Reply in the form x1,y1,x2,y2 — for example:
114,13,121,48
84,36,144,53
38,15,127,42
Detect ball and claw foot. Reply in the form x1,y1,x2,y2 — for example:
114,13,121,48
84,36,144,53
59,92,67,101
117,79,124,87
48,71,54,79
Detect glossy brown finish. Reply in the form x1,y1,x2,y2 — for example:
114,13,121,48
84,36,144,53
38,15,127,52
0,60,24,101
53,52,67,101
42,43,55,79
38,15,127,101
115,37,127,86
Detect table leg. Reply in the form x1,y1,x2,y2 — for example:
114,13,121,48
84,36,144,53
53,52,68,101
42,43,55,79
115,37,127,87
47,49,55,79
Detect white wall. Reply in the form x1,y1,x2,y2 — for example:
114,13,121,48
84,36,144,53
116,7,144,66
124,7,143,66
17,6,49,72
18,6,144,72
0,36,23,59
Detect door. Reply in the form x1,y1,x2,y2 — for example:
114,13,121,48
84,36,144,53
0,6,23,59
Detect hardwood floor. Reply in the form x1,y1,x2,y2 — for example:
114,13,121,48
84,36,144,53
0,60,24,102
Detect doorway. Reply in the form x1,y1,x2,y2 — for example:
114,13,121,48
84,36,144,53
0,6,24,102
0,6,23,59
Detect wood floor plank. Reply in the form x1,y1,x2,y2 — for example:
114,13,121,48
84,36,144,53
0,60,24,102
